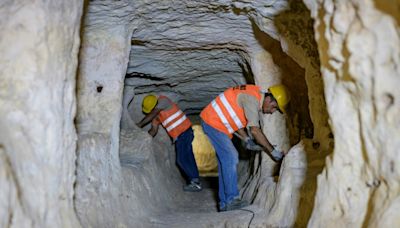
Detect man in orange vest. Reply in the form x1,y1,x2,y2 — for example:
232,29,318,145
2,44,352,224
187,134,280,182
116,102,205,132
137,94,202,192
200,84,290,211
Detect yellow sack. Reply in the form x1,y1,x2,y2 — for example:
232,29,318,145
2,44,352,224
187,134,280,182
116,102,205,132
192,125,218,176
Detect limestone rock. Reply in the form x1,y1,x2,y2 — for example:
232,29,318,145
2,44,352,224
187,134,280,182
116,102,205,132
0,1,82,227
304,0,400,227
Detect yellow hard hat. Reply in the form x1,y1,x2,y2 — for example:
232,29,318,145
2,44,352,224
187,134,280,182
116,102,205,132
142,94,158,114
269,84,290,113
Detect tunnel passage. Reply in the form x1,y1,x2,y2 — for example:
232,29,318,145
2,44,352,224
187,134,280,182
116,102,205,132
72,0,330,227
118,54,310,228
111,6,319,226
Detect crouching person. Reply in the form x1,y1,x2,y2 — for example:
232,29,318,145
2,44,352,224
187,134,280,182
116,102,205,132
137,94,202,192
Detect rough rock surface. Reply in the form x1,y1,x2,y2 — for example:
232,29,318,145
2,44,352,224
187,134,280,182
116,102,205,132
304,0,400,227
0,1,82,227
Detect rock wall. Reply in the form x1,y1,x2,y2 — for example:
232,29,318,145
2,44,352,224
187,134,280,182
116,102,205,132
233,2,331,227
0,1,82,227
304,0,400,227
74,2,134,226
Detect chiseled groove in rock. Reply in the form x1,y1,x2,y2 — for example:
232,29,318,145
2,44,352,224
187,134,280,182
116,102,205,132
125,72,165,81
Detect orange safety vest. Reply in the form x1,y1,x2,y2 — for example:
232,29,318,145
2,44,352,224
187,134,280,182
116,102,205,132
157,96,192,139
200,85,262,138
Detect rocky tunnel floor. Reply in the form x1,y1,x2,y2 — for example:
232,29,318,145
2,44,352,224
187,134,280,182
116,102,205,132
118,128,269,228
118,168,270,228
115,125,327,228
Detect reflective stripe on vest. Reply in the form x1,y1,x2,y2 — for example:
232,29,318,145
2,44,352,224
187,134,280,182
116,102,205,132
218,93,244,130
165,115,187,132
210,93,245,134
211,99,234,133
162,110,183,126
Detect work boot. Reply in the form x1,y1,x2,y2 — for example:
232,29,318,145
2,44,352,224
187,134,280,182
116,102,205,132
219,199,249,212
183,179,202,192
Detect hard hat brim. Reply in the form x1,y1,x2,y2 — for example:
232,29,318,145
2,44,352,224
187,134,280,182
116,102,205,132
142,102,157,114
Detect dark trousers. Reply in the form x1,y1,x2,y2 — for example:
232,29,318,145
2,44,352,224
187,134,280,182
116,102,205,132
175,127,199,182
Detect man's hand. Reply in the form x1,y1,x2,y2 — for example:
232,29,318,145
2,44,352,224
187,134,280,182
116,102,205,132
244,137,263,151
271,148,284,162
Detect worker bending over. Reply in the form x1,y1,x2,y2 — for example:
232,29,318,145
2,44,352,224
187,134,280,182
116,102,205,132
137,94,202,192
200,84,290,211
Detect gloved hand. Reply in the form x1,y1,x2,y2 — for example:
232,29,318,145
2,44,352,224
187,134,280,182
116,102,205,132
271,148,284,161
243,137,263,151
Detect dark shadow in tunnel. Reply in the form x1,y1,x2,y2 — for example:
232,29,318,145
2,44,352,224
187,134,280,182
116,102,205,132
272,1,327,226
251,19,314,146
238,57,256,85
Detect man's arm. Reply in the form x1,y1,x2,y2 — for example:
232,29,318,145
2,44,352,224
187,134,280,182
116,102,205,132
238,94,273,152
249,126,274,154
236,128,249,139
238,94,283,160
235,128,264,151
148,119,160,137
136,108,162,128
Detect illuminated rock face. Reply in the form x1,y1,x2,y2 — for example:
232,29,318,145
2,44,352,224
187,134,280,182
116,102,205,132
0,1,82,227
304,0,400,227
